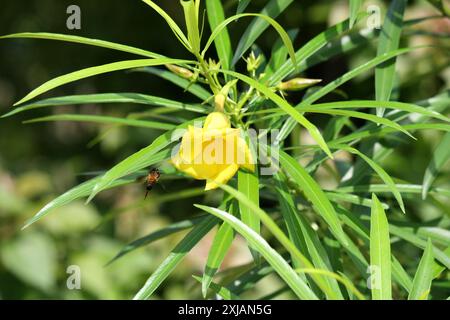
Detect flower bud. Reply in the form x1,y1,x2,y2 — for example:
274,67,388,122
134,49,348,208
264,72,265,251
276,78,322,91
245,51,262,73
214,80,238,112
165,64,196,80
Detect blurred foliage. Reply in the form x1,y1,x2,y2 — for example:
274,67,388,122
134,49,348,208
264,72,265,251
0,0,449,299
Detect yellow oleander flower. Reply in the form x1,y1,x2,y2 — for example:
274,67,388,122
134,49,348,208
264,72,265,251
171,112,255,190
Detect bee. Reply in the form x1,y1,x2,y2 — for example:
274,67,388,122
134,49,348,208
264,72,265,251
144,168,161,199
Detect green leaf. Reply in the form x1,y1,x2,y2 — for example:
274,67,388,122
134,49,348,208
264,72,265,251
238,170,260,261
0,32,163,58
141,0,190,51
349,0,363,27
334,144,405,212
202,222,234,297
264,29,299,78
236,0,251,14
274,174,344,299
203,13,296,68
232,0,294,65
389,225,450,269
2,93,207,118
306,100,449,122
279,151,349,246
370,193,392,300
24,114,175,131
134,215,218,299
408,239,435,300
14,58,193,106
107,215,207,266
206,0,233,71
276,47,420,144
268,17,355,86
22,177,135,229
193,275,240,300
222,70,333,158
181,0,201,54
375,0,407,117
133,67,211,101
216,183,338,297
195,204,318,300
422,132,450,199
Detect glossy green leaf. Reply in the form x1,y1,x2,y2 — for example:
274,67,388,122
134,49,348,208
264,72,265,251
0,32,163,58
236,0,251,14
2,93,207,118
408,239,435,300
375,0,407,117
14,58,193,106
107,215,207,266
279,151,348,246
133,216,218,299
422,132,450,199
141,0,190,50
24,114,175,131
22,177,135,229
206,0,232,71
222,70,333,158
195,204,318,300
232,0,294,65
202,222,234,297
334,144,405,212
370,194,392,300
349,0,363,27
238,170,260,261
133,67,211,101
203,13,296,68
276,47,419,144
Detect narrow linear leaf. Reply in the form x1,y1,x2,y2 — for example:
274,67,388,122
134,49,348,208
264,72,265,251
349,0,363,27
203,13,296,68
22,176,135,229
0,32,163,58
133,216,218,300
236,0,251,14
2,93,207,118
206,0,233,71
232,0,294,65
14,58,193,106
334,144,405,212
24,114,175,131
422,132,450,199
370,193,392,300
375,0,407,117
193,275,240,300
195,204,318,300
107,215,207,266
276,47,420,144
222,70,333,158
141,0,190,50
279,151,348,246
238,170,260,262
408,239,435,300
133,67,211,101
202,222,234,297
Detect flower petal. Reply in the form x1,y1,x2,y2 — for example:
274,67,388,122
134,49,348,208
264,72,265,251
205,163,239,191
203,112,230,130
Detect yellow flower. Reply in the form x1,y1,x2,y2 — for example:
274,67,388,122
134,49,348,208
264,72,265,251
171,112,255,190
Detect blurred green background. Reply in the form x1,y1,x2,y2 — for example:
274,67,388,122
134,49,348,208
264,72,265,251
0,0,448,299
